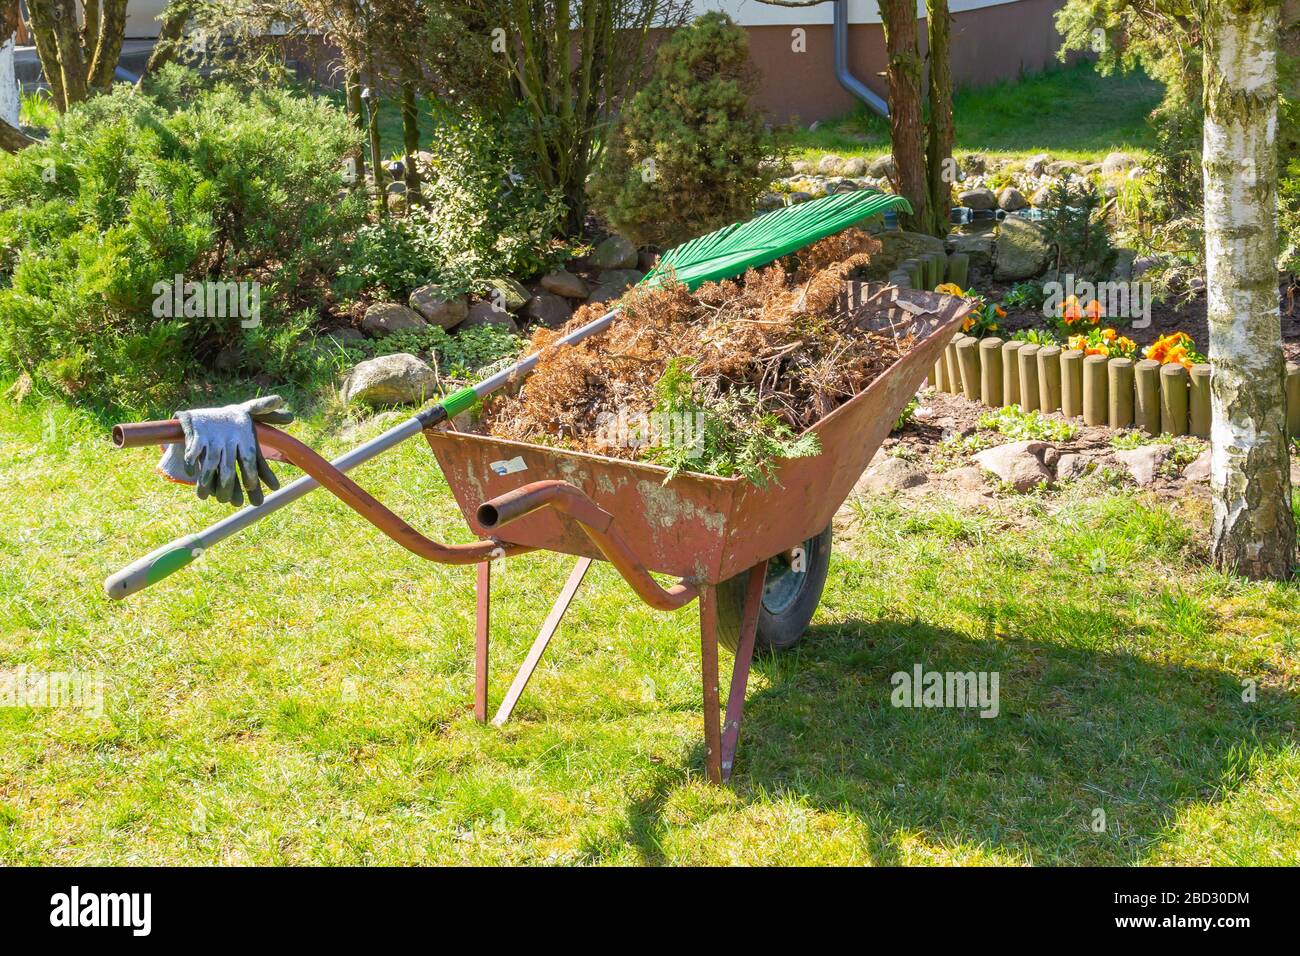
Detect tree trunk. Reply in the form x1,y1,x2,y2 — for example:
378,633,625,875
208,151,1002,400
87,0,128,91
924,0,954,238
1,1,19,128
1204,2,1295,579
878,0,928,233
25,0,67,110
142,1,192,82
48,0,87,106
400,79,421,196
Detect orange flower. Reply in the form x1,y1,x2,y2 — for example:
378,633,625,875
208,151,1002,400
1083,299,1103,322
1101,328,1116,342
995,306,1007,318
1062,295,1083,325
962,316,974,332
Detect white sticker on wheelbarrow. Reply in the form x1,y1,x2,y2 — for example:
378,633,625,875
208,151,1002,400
489,456,528,476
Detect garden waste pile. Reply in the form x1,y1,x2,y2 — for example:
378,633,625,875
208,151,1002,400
482,229,911,484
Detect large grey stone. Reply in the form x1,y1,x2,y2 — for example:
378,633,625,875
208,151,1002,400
972,440,1054,492
1183,448,1211,483
948,232,996,272
479,277,531,313
994,217,1054,281
1102,151,1141,175
861,229,947,280
593,235,638,270
341,353,438,406
854,456,928,495
540,270,589,299
998,186,1029,212
838,156,868,177
523,292,572,328
1114,444,1172,486
958,187,997,211
818,154,844,174
408,284,468,329
867,154,896,178
1054,453,1091,482
597,268,644,293
1024,153,1053,176
1045,160,1082,178
461,300,520,332
361,302,427,337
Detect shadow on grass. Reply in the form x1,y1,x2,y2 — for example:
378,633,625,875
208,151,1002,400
700,615,1295,864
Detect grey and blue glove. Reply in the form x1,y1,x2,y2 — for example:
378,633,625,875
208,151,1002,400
157,395,294,507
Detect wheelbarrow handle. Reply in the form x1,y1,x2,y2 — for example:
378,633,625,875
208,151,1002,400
106,418,526,599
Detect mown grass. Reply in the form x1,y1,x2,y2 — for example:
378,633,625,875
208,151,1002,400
791,61,1163,164
0,393,1297,865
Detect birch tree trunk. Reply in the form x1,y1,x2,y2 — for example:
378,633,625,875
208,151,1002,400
1204,1,1296,579
1,17,18,129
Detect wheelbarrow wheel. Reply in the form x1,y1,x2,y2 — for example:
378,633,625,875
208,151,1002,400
716,524,832,654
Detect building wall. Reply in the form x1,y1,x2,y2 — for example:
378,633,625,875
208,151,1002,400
712,0,1069,124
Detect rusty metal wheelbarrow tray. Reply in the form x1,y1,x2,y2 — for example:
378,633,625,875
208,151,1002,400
427,283,969,586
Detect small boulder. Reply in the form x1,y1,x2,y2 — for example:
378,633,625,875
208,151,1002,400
460,300,520,332
962,153,988,175
1055,453,1091,482
1101,151,1141,175
1113,444,1172,486
958,187,997,211
1183,448,1212,483
947,232,996,272
854,456,928,495
818,154,844,174
838,156,867,177
479,277,531,313
540,270,589,300
867,154,896,179
522,292,572,328
972,440,1054,492
945,465,989,493
1024,153,1053,176
998,186,1029,212
994,217,1054,281
408,284,468,329
593,235,638,270
341,353,437,406
324,325,366,346
361,302,427,337
757,191,786,209
597,268,645,293
1045,159,1082,178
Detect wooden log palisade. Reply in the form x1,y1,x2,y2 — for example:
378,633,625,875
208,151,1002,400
929,334,1300,443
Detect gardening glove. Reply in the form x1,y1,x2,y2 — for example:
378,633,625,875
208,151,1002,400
156,395,294,507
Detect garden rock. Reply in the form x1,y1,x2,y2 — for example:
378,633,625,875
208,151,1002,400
480,277,531,313
1102,151,1141,175
817,154,843,174
945,466,989,493
408,285,468,329
638,249,660,272
597,268,644,293
972,440,1054,492
839,156,867,177
948,232,995,271
994,217,1053,281
1045,160,1082,177
341,353,437,406
461,300,520,332
362,302,427,337
998,186,1029,212
1031,185,1052,206
593,235,638,270
867,155,896,178
862,229,947,279
1054,453,1091,482
1110,248,1137,281
523,292,572,328
789,191,815,204
962,153,988,174
1114,444,1172,486
958,187,997,211
1024,153,1052,175
1183,449,1212,483
325,325,366,346
854,456,928,495
757,191,786,209
541,270,589,299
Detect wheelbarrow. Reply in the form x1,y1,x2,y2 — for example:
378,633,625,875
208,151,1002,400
111,282,971,784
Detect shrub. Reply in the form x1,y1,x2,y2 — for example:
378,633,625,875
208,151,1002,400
590,12,783,248
1039,179,1114,280
336,107,570,302
0,73,364,411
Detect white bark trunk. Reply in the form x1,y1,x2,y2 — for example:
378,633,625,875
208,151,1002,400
0,34,18,129
1204,4,1296,579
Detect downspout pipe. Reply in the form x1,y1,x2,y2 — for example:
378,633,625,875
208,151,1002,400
833,0,889,118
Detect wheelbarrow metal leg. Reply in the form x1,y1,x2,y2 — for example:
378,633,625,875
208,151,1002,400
475,561,491,722
721,561,767,783
492,556,593,726
699,586,723,784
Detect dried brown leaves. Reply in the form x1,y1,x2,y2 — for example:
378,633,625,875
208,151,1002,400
483,229,911,457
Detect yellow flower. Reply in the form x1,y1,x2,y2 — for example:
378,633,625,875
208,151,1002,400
936,283,965,297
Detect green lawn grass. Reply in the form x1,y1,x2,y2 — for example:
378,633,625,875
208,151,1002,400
791,61,1164,164
1,393,1297,865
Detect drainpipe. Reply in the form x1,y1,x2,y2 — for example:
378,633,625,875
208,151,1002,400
833,0,889,118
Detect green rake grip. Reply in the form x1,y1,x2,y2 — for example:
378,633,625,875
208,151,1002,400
105,535,205,600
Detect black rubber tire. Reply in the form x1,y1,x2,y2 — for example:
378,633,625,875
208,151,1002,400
716,524,832,654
